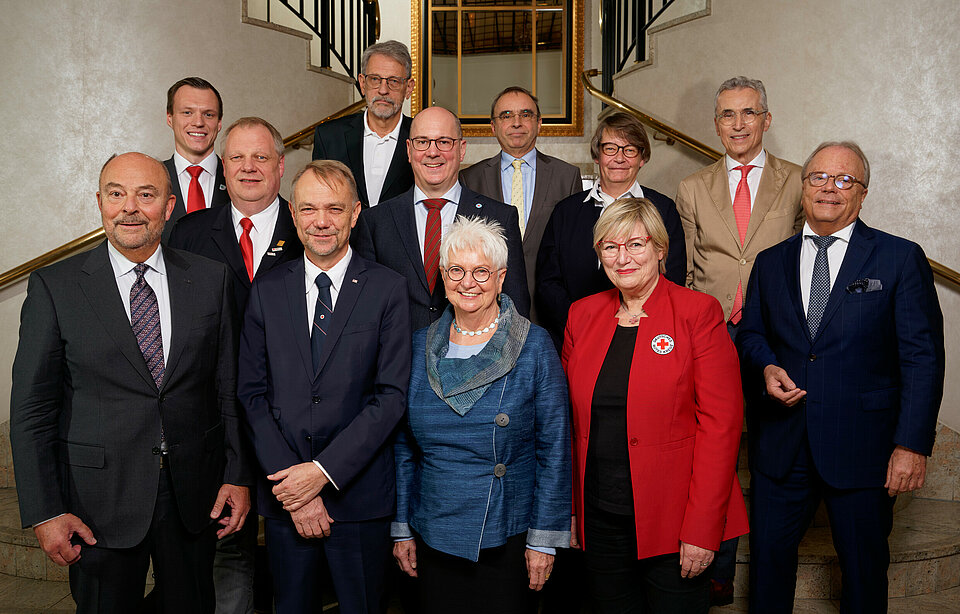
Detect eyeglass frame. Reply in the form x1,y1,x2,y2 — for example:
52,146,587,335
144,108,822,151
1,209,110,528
443,265,499,283
598,142,642,158
596,236,654,258
803,172,867,190
408,137,461,152
361,74,409,91
494,109,539,122
715,109,768,126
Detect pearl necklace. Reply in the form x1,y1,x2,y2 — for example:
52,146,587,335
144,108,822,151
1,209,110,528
454,310,500,336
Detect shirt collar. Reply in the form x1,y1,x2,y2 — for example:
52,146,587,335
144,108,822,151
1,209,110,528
414,182,462,206
802,219,857,244
584,179,645,208
106,241,166,278
362,109,403,142
499,148,538,172
173,150,218,177
303,246,353,295
724,149,766,173
231,196,280,233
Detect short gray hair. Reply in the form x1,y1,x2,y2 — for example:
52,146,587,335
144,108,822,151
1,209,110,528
801,141,871,188
221,117,285,158
291,159,359,204
361,40,412,79
439,216,509,271
715,76,768,113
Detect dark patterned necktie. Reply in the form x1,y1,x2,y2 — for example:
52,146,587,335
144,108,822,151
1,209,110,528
807,235,838,337
422,198,446,294
131,263,164,388
311,273,333,372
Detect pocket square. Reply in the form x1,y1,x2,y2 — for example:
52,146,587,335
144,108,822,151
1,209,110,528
846,278,882,293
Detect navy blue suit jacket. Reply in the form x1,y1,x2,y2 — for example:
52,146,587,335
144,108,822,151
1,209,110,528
737,221,944,489
535,186,686,347
161,156,230,244
237,253,411,521
352,186,530,332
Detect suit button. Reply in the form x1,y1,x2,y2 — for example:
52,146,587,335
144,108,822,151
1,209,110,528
494,463,507,477
158,395,165,403
740,259,747,266
306,435,312,441
726,294,732,301
312,396,321,403
429,306,438,312
629,438,638,446
152,446,161,455
495,413,509,427
809,354,816,362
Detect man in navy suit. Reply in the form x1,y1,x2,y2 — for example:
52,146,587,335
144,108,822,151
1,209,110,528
738,142,945,613
162,77,230,243
353,105,529,331
313,40,415,207
238,159,411,614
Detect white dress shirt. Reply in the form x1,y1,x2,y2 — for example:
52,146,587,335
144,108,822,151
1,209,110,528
173,151,218,210
231,197,280,275
106,242,172,364
363,110,403,206
413,183,462,260
724,149,766,211
800,220,856,314
584,178,646,208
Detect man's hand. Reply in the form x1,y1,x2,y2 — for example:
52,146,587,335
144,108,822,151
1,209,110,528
885,445,927,496
269,462,329,512
679,541,714,578
209,484,251,539
34,514,96,566
763,365,806,406
525,549,555,591
393,539,418,577
290,496,334,539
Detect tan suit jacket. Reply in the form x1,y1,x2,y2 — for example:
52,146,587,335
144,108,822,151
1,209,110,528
676,152,804,320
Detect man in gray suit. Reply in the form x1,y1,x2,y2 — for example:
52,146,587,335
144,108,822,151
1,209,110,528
460,86,582,320
11,153,252,614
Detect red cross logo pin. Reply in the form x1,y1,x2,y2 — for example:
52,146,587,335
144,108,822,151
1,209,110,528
651,334,674,355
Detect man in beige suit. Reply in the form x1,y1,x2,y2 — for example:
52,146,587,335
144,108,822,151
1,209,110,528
675,75,803,605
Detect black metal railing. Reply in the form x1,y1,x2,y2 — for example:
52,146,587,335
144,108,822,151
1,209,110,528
274,0,379,90
600,0,676,94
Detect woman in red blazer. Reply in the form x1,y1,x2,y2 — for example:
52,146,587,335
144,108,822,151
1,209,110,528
562,198,748,613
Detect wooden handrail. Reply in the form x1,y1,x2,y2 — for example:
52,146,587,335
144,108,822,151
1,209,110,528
0,99,367,290
581,68,960,289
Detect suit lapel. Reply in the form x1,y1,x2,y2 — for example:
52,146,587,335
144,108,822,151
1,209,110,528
164,157,187,220
814,221,874,339
782,235,807,338
743,155,784,249
379,115,411,202
392,191,430,292
162,248,197,388
257,197,298,277
345,114,367,203
526,151,554,249
704,160,741,246
212,157,230,207
282,259,315,381
79,244,158,390
209,205,252,291
313,256,366,377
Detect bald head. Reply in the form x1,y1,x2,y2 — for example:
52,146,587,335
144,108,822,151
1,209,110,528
407,106,466,198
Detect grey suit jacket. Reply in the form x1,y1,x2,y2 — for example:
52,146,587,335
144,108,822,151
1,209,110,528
10,242,251,548
460,150,582,320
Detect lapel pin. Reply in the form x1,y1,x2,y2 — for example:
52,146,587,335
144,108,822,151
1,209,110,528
475,203,482,209
277,240,285,247
265,252,276,257
351,278,358,283
219,184,226,190
651,334,675,355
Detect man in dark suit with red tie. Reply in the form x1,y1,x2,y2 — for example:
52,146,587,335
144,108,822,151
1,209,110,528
162,77,231,243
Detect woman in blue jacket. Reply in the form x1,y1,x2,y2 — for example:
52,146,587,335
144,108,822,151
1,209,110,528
392,216,571,614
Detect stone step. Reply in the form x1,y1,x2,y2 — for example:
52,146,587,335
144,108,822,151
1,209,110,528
714,586,960,612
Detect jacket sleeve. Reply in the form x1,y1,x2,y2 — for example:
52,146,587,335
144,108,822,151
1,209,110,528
216,268,254,486
736,252,781,375
675,178,698,288
500,204,531,318
311,125,327,161
659,194,687,287
536,204,574,345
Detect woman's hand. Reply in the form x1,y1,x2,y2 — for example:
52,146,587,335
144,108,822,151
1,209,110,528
569,515,580,549
679,541,714,578
525,549,555,591
393,539,418,577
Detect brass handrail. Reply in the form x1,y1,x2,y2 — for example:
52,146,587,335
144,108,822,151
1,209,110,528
581,68,960,289
0,99,367,290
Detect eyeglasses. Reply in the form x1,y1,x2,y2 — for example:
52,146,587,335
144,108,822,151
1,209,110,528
495,109,538,122
599,143,641,158
445,266,496,283
597,236,653,258
409,137,460,151
716,109,767,126
803,172,866,190
362,74,408,91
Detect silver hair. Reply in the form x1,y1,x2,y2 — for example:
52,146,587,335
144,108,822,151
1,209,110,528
221,117,285,158
715,76,769,113
801,141,871,188
439,216,509,271
361,40,412,79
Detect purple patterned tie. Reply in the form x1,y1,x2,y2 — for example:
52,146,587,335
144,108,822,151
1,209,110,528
131,263,164,388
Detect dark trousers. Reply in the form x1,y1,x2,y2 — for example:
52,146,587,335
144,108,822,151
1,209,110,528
749,442,895,614
583,503,710,614
265,515,390,614
415,532,536,614
212,513,257,613
68,466,216,614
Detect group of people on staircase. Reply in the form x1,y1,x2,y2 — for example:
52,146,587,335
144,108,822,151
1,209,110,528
9,38,944,614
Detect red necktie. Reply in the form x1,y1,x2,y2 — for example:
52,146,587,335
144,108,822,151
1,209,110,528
239,218,255,281
729,165,755,324
186,165,206,213
422,198,446,294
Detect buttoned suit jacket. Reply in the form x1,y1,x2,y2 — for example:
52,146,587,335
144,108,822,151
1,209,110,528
237,254,411,520
352,186,530,331
676,153,803,319
167,197,303,315
312,112,414,207
161,156,230,244
737,221,945,488
459,150,582,314
10,242,251,548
